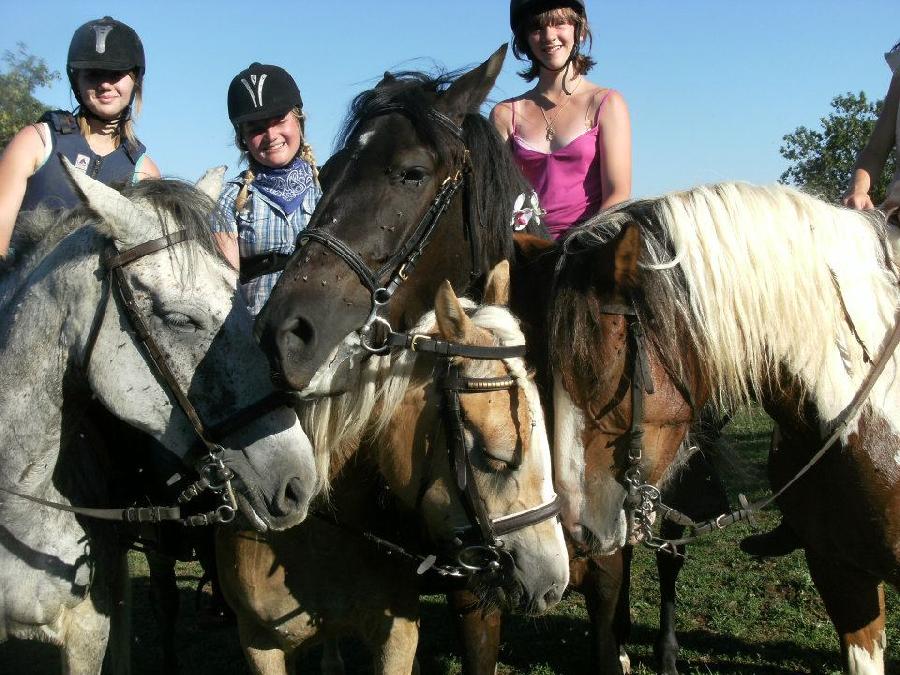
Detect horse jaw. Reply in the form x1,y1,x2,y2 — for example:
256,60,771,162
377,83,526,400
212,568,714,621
196,165,227,201
61,157,158,249
296,331,366,399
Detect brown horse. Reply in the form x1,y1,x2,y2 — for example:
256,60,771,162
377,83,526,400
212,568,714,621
511,182,899,673
219,263,569,674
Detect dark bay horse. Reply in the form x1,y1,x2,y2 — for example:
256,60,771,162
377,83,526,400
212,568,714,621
251,45,739,674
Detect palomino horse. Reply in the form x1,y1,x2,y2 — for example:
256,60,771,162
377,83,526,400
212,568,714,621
0,165,318,673
512,182,899,673
219,262,568,674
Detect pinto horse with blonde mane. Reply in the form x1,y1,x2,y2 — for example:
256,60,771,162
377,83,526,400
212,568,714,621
511,181,900,673
218,262,568,674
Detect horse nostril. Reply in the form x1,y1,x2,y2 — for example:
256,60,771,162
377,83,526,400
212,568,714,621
277,315,316,363
543,584,563,608
275,477,308,517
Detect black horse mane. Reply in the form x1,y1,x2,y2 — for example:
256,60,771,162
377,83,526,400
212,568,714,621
336,69,548,273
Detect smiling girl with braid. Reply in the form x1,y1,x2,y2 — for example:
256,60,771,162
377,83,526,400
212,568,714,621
213,63,321,316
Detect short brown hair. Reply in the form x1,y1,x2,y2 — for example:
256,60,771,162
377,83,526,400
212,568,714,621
512,7,595,81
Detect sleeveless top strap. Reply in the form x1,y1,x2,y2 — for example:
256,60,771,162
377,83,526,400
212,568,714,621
593,89,613,127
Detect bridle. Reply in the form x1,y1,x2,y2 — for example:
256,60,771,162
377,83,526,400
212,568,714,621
317,329,561,579
595,302,664,550
1,230,290,528
295,106,479,354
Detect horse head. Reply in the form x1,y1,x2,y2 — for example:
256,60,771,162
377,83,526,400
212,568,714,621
367,261,568,613
515,223,698,555
61,162,318,531
255,45,536,396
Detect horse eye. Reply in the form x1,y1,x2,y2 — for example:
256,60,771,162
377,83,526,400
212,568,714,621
162,312,199,333
401,167,428,185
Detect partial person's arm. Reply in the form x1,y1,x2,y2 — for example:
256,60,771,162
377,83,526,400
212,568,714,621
214,232,240,271
843,73,900,209
0,125,46,256
135,155,161,181
490,102,514,142
212,184,241,272
596,90,632,209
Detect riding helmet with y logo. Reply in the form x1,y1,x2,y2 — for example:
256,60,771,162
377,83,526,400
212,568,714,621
67,16,145,104
227,63,303,128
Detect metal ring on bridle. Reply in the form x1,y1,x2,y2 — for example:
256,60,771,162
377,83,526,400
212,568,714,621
216,504,236,524
360,316,394,354
456,544,502,572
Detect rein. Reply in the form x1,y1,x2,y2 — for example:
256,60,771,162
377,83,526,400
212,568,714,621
314,329,561,579
601,300,900,553
656,305,900,549
294,106,477,354
0,231,289,528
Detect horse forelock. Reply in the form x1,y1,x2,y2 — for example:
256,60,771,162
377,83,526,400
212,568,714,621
556,182,899,423
297,299,532,491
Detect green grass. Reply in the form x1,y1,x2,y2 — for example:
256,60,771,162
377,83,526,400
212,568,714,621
1,408,897,673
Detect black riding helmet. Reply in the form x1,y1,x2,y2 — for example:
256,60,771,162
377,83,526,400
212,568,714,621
509,0,585,32
227,63,303,129
67,16,145,105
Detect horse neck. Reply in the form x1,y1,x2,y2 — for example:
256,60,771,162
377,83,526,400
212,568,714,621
0,236,104,497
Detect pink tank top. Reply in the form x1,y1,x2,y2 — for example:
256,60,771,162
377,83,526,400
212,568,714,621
510,90,612,239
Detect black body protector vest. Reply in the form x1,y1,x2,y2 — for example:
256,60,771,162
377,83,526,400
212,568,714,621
20,111,146,212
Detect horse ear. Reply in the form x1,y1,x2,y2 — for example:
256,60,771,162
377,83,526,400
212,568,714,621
60,155,152,248
514,232,555,262
376,71,396,88
613,223,641,288
196,165,227,201
482,260,510,306
435,279,474,342
436,44,507,122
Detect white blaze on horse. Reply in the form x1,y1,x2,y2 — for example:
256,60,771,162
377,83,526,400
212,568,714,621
218,262,569,674
515,181,899,673
0,164,318,673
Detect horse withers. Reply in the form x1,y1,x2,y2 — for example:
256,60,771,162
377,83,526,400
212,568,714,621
218,262,568,674
0,164,318,673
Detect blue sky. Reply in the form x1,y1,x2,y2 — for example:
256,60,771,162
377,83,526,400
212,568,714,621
2,1,898,197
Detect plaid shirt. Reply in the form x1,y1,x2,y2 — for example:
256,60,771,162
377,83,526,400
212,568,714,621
214,169,321,315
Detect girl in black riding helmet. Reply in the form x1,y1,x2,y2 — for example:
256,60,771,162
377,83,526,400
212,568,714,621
212,63,321,316
491,0,631,240
0,16,159,257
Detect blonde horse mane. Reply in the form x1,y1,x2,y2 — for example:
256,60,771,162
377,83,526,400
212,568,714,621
298,300,533,491
569,182,899,422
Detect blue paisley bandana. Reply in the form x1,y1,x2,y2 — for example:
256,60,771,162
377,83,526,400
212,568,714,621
252,157,315,215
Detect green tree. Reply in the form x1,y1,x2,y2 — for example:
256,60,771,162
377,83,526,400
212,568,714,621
779,92,895,204
0,43,60,149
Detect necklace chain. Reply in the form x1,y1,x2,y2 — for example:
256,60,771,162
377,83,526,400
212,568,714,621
539,78,582,142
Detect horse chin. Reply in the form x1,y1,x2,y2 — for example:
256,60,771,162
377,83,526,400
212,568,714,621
294,332,365,399
578,515,628,556
233,494,270,533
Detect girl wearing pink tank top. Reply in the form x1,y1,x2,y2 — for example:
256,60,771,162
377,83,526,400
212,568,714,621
491,0,631,240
